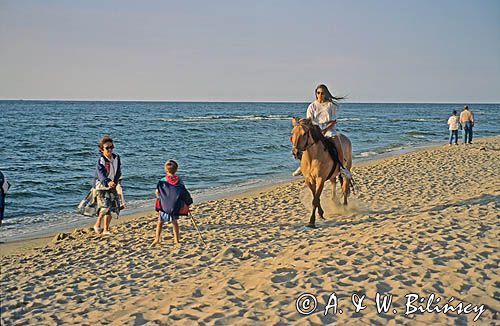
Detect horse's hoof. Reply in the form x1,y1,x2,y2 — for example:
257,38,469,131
306,223,317,229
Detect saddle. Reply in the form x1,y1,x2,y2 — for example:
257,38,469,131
322,134,356,193
319,136,344,180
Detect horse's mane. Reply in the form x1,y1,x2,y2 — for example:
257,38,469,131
299,119,324,144
309,124,324,144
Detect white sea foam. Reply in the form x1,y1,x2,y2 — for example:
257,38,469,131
160,115,290,123
357,151,378,158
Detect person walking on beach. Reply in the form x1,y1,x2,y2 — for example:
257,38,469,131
92,135,122,235
151,160,193,247
447,110,459,145
0,171,11,226
292,84,351,178
459,105,474,144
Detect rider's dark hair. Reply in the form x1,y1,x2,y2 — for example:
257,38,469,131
315,84,345,103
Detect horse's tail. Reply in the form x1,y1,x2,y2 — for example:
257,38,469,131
339,174,357,196
349,175,356,195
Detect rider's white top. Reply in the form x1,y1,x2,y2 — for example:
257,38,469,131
306,101,337,138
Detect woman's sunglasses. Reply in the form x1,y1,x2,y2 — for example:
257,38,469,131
104,145,114,150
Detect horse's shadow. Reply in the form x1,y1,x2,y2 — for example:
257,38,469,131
316,215,392,229
194,213,393,238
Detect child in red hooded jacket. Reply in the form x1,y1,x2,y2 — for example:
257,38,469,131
151,160,193,247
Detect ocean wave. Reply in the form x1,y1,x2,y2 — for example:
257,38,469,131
251,144,289,151
356,151,378,158
160,114,290,123
405,131,439,138
0,210,93,241
337,118,361,121
355,143,408,158
389,118,442,123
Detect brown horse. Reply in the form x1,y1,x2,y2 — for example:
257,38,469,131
291,118,353,228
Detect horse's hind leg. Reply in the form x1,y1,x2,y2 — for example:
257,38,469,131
331,176,337,201
315,181,325,219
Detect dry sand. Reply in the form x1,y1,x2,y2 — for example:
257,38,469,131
1,137,499,325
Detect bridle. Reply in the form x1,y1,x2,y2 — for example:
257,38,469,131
291,120,355,192
291,124,318,159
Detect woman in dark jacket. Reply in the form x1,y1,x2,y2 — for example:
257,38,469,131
92,135,122,235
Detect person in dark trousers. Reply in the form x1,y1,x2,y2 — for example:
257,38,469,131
447,110,459,145
459,105,475,144
0,171,11,226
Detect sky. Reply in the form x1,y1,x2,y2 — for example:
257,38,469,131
0,0,499,102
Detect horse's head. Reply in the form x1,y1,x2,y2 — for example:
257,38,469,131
291,117,313,160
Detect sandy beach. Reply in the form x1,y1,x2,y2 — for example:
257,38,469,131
1,136,499,325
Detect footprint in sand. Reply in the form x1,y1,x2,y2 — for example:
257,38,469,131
271,268,297,288
348,274,369,282
376,282,393,293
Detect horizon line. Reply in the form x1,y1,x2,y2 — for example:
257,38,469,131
0,98,498,105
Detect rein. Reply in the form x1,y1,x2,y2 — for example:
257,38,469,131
297,127,317,152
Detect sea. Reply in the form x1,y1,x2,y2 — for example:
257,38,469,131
0,101,498,241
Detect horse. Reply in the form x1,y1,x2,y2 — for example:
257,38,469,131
291,117,353,228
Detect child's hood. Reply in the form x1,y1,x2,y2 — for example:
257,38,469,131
166,175,180,185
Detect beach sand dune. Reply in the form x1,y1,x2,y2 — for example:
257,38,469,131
1,137,499,325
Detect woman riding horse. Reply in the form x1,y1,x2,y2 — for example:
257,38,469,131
291,118,353,228
292,84,351,178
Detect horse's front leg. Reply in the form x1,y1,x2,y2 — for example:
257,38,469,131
306,180,317,228
315,179,325,220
